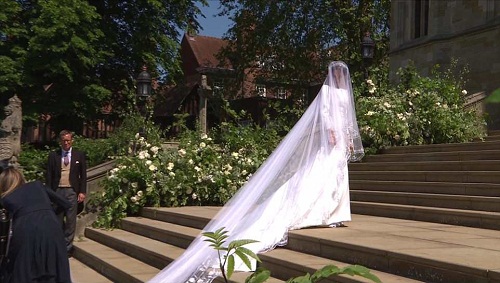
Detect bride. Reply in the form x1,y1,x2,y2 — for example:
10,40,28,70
148,61,364,283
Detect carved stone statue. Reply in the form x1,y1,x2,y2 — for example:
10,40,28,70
0,95,22,168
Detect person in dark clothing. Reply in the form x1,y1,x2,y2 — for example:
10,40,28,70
46,129,87,256
0,167,71,283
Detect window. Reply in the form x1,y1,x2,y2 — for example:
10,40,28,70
256,85,266,97
414,0,429,38
277,88,287,99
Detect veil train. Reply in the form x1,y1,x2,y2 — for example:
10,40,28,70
148,61,364,283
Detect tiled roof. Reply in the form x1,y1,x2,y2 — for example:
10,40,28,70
182,34,231,69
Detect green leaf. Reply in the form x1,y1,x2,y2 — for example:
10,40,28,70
341,265,382,283
485,88,500,103
228,239,259,249
245,267,271,283
233,250,253,270
310,265,341,281
227,254,235,279
236,246,262,263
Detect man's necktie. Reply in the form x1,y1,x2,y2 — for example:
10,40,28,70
63,152,69,166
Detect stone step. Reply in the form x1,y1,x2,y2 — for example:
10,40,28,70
286,214,500,283
349,160,500,171
260,248,422,283
350,180,500,197
351,190,500,212
84,217,409,282
69,257,112,283
139,207,500,282
83,226,285,283
73,238,160,283
362,149,500,162
349,171,500,183
380,140,500,154
120,213,420,282
485,134,500,141
351,201,500,230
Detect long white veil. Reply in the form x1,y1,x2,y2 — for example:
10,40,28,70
148,61,364,283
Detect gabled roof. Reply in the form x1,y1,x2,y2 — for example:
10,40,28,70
182,34,232,69
153,81,198,117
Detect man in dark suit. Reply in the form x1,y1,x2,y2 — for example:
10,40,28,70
46,130,87,256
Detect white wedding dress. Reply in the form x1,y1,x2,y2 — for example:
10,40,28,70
148,61,364,283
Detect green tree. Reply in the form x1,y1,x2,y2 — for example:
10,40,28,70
218,0,390,97
0,0,207,133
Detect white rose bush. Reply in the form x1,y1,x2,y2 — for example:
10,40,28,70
89,121,281,228
356,60,486,154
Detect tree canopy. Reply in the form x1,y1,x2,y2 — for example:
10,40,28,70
218,0,390,93
0,0,206,129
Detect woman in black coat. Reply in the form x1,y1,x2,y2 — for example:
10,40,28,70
0,167,71,283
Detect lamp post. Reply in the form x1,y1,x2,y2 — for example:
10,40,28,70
136,65,152,118
135,66,152,142
361,32,375,80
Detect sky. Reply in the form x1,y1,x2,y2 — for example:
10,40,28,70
196,1,232,38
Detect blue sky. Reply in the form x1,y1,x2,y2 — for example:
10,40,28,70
196,1,232,38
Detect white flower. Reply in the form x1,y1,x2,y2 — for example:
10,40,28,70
137,190,143,197
201,134,208,139
192,193,197,200
178,149,186,156
207,137,212,141
131,196,138,203
241,170,247,175
231,152,239,158
383,102,391,108
194,166,201,172
462,90,467,95
409,101,413,106
135,133,140,139
146,160,152,165
167,162,175,170
365,111,375,116
169,171,175,177
436,102,441,107
131,182,138,188
368,87,376,94
138,151,147,159
200,142,206,148
394,134,401,141
188,159,194,165
149,164,157,171
150,146,159,154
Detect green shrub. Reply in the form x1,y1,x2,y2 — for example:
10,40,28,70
88,121,282,228
356,60,486,153
18,144,51,182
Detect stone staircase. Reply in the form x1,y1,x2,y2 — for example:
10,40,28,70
349,130,500,231
69,130,500,283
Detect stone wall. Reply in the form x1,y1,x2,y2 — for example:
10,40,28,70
390,0,500,130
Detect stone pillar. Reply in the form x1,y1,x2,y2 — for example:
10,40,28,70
0,95,22,169
198,75,212,135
